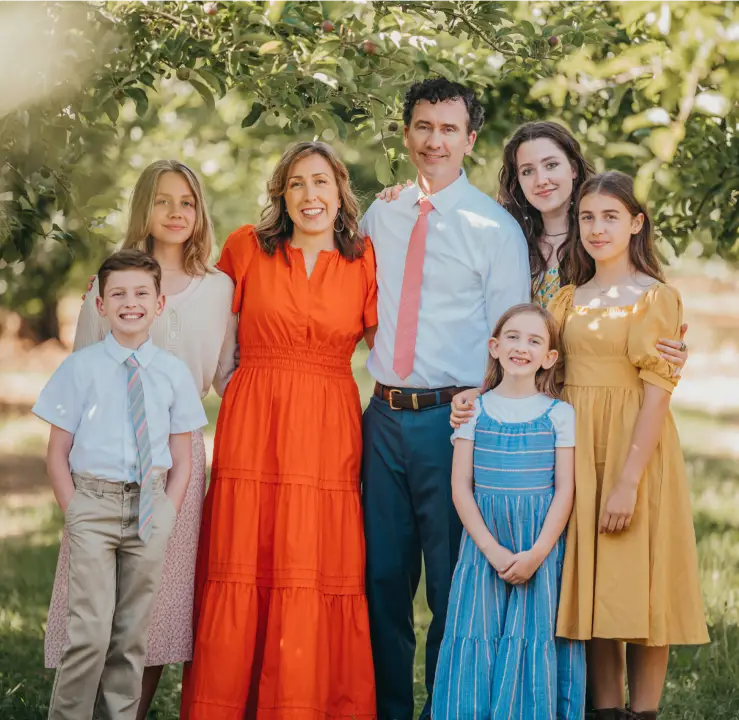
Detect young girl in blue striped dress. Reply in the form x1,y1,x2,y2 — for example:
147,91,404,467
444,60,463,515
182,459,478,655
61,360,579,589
432,303,585,720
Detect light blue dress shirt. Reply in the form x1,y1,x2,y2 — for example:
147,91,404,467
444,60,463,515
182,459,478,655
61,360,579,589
32,332,208,483
360,171,531,389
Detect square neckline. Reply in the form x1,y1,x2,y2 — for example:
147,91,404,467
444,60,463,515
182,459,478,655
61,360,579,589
569,280,663,311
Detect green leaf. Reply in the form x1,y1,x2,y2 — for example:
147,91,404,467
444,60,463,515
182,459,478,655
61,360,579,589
370,97,386,131
518,20,537,37
242,102,266,128
267,0,286,24
196,68,228,97
375,156,393,186
188,78,216,110
124,87,149,118
103,99,119,123
258,40,282,55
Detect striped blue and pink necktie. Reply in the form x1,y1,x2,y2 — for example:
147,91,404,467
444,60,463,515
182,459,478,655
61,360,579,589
125,356,153,543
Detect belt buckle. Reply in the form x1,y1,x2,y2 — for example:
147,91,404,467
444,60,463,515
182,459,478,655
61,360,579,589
388,389,420,410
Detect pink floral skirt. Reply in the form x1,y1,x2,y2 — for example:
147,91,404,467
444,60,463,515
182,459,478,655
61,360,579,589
44,430,206,667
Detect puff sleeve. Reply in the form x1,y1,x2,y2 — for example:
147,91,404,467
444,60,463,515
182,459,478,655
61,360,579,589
215,224,259,314
361,237,378,330
627,283,682,393
546,284,575,327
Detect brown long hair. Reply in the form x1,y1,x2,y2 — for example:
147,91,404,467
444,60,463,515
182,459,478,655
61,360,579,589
568,171,665,287
123,159,213,276
482,303,562,399
498,122,595,294
255,141,365,261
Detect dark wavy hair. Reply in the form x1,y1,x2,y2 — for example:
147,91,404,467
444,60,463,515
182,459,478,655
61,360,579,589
498,122,595,295
570,171,665,287
403,78,484,134
255,141,365,261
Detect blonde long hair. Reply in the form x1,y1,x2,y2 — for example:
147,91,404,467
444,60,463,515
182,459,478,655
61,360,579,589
483,303,562,398
255,141,365,260
123,159,214,276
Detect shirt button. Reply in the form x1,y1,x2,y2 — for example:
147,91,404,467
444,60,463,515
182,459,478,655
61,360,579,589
169,331,177,339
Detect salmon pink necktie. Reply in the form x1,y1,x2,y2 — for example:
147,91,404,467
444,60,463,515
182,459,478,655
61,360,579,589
393,197,434,380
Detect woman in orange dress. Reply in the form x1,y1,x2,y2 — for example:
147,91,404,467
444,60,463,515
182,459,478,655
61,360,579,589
181,142,377,720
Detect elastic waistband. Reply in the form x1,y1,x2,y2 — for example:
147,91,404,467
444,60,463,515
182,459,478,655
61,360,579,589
565,356,640,388
72,474,165,495
238,346,352,377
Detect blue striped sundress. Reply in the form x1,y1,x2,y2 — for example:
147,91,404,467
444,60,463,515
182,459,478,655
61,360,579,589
431,399,585,720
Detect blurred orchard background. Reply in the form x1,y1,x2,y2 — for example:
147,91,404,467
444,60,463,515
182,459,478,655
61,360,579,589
1,1,738,717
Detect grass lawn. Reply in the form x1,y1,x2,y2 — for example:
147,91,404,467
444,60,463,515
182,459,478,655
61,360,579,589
2,369,738,717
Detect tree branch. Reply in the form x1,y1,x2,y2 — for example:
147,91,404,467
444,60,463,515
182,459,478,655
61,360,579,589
412,1,519,58
136,6,185,26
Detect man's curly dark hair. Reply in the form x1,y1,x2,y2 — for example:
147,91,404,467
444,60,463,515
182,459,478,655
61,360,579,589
402,78,485,134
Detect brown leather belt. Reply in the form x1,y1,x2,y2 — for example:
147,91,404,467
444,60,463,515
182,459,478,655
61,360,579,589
374,382,473,411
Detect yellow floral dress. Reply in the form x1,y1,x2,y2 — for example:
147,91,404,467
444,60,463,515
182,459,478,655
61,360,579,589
535,266,561,307
548,283,708,646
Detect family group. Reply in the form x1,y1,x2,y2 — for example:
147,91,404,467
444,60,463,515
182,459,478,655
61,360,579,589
33,78,708,720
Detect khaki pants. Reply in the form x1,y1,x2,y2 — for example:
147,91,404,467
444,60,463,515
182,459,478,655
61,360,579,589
48,475,177,720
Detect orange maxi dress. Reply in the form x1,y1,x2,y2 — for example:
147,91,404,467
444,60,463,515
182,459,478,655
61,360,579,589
181,225,378,720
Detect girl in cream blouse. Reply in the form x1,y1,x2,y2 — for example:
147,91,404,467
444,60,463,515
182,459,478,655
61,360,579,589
44,160,237,720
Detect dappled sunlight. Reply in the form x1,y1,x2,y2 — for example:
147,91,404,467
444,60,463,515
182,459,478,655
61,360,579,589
0,4,101,117
456,209,501,230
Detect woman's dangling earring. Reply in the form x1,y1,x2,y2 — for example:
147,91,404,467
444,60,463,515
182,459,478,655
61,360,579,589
334,212,345,234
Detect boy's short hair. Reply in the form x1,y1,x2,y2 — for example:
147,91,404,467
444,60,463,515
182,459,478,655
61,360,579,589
98,250,162,297
403,78,485,134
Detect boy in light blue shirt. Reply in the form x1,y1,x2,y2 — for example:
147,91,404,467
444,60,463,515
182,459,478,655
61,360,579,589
33,249,207,720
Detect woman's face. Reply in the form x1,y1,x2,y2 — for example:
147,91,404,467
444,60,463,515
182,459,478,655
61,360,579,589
148,171,197,247
284,153,341,238
578,192,644,265
515,138,577,217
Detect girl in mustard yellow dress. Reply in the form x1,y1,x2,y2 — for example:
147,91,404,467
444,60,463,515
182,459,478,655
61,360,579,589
547,171,708,720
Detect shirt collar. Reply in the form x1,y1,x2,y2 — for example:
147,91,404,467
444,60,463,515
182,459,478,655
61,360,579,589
413,169,469,216
103,332,157,368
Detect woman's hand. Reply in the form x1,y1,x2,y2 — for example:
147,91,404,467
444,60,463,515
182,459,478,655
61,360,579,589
498,549,544,585
599,481,638,534
656,322,688,377
450,388,481,429
375,180,412,202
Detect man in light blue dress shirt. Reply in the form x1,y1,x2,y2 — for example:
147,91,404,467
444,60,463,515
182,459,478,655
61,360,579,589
359,79,531,720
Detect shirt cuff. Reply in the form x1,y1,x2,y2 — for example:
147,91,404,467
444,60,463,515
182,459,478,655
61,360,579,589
638,369,676,394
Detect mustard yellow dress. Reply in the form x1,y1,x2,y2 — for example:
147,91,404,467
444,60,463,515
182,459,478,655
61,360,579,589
548,283,708,646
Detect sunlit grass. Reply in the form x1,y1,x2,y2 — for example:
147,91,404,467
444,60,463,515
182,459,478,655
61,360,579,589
1,372,738,717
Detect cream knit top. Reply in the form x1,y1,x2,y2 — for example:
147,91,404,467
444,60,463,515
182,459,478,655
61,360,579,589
74,270,237,398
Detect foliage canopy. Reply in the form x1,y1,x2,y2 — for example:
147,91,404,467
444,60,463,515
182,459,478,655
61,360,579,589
1,1,738,339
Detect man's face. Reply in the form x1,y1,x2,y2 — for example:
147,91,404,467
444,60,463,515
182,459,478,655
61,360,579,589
404,98,476,188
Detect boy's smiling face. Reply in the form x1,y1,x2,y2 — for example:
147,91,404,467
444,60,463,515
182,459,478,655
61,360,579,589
96,269,164,347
